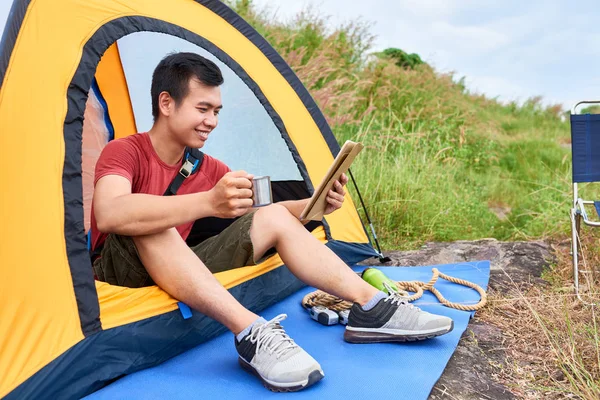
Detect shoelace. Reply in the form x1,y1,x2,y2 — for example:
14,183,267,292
382,282,417,310
247,314,298,359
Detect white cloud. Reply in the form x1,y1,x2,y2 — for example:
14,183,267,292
466,75,530,103
395,0,483,19
429,22,510,52
251,0,600,108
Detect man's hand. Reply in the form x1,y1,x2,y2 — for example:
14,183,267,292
209,170,254,218
324,173,348,215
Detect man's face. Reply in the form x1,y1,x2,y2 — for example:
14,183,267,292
165,78,222,149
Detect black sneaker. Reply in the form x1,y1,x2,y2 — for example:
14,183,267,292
344,287,454,343
235,314,324,392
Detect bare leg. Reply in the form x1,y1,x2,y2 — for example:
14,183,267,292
133,228,257,334
250,204,379,306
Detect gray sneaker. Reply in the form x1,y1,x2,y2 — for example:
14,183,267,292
235,314,324,392
344,284,454,343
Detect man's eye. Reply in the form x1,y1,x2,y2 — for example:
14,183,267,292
198,108,207,113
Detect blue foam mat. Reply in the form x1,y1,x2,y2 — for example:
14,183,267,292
86,261,490,400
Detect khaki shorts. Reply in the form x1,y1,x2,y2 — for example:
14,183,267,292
93,211,275,288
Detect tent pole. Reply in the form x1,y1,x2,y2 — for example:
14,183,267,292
348,169,391,263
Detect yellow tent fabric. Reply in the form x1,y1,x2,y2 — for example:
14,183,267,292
95,43,138,140
0,0,375,398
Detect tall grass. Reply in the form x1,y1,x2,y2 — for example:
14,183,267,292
230,1,578,249
482,236,600,399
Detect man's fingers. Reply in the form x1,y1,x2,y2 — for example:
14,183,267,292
327,190,344,204
234,188,253,199
340,173,348,185
231,177,253,189
326,196,343,209
331,184,345,197
325,187,345,214
227,170,254,180
236,199,254,208
333,180,346,195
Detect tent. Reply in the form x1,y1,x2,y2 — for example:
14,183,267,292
0,0,379,398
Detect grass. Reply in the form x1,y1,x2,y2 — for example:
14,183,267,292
229,1,600,397
230,1,581,250
480,234,600,399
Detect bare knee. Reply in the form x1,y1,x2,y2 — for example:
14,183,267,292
250,204,299,252
254,204,297,234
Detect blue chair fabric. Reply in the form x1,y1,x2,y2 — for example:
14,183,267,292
571,114,600,183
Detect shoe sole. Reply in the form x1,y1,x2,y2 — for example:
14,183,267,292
343,321,454,343
238,357,324,392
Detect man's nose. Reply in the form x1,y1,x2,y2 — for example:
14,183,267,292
204,113,218,128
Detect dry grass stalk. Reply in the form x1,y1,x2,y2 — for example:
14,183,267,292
479,233,600,399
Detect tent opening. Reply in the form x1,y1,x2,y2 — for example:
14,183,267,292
81,32,324,276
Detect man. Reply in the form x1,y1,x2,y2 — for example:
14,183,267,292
91,52,453,392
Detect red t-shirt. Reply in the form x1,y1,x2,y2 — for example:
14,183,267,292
90,132,230,251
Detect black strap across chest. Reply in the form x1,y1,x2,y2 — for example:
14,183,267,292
163,147,205,196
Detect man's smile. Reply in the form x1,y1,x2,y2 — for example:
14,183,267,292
195,129,210,140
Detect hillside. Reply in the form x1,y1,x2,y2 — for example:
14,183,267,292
232,1,574,249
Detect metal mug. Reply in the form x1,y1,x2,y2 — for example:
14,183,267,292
251,176,272,207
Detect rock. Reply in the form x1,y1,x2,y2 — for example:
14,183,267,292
364,239,555,399
364,239,555,294
430,321,515,400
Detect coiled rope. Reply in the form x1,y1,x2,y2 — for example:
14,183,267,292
302,268,487,312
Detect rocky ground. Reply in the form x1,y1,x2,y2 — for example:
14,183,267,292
363,239,555,400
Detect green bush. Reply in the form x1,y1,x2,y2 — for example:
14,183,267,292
381,48,426,69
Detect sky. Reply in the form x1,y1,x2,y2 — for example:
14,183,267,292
252,0,600,110
1,0,598,109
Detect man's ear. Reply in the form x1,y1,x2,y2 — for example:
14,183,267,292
158,91,173,117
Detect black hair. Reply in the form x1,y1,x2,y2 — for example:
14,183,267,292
151,52,224,121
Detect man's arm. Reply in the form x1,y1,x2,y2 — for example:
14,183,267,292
94,171,254,237
277,173,348,223
93,175,214,236
277,198,311,224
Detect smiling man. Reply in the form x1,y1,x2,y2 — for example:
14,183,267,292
90,52,453,392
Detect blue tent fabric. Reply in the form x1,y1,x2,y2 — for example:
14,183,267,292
6,265,307,400
86,261,490,400
326,240,379,265
594,201,600,218
571,113,600,183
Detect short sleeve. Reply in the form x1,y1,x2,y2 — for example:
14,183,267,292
201,154,231,186
94,138,139,186
214,158,231,183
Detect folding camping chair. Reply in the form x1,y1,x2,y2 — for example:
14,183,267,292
570,100,600,303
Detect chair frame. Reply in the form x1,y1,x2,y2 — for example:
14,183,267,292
571,100,600,304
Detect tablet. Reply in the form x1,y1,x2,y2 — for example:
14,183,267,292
300,140,364,221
